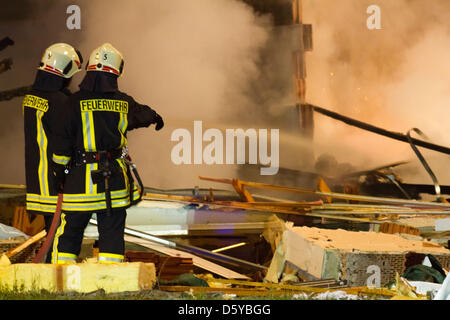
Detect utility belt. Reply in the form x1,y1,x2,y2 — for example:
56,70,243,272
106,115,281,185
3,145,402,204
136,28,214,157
73,148,144,215
74,149,124,166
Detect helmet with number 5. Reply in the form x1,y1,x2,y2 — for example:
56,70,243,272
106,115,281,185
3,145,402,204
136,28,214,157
86,43,124,77
38,43,83,78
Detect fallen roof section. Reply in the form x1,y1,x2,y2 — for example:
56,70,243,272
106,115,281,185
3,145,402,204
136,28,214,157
124,235,250,280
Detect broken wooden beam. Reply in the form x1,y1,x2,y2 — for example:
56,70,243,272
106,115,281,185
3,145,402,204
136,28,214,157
158,285,331,296
199,176,450,210
12,206,45,236
143,191,438,225
90,219,265,275
124,235,250,280
379,222,421,236
125,251,194,280
204,278,343,291
0,184,26,189
3,229,46,259
144,192,196,202
158,284,397,298
231,179,255,202
143,192,321,215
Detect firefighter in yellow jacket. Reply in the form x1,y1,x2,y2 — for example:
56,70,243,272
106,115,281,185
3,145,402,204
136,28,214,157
23,43,82,263
51,43,164,264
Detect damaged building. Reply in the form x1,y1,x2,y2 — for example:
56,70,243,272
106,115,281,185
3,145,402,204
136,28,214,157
0,0,450,301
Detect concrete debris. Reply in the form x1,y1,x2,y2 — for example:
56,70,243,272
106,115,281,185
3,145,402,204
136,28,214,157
265,225,450,286
1,172,449,300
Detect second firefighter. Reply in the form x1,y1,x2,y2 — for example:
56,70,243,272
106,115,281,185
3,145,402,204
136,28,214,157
51,43,164,264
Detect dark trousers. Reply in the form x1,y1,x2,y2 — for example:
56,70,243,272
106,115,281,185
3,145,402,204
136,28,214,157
51,208,127,262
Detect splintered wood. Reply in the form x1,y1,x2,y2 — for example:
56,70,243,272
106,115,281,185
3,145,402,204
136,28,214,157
379,222,421,236
3,230,46,259
195,176,450,223
125,251,194,280
12,206,45,236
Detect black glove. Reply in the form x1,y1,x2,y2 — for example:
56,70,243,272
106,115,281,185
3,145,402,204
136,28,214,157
4,37,14,46
154,114,164,131
0,37,14,51
52,164,66,193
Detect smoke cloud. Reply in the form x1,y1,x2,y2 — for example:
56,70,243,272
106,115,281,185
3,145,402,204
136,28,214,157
1,0,450,191
1,0,274,189
302,0,450,185
80,0,273,189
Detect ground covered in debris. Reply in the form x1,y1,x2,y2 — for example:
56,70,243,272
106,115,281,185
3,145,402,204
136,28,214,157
0,288,380,300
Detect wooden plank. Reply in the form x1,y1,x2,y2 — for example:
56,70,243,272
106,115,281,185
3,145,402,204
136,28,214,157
118,222,267,272
144,192,320,208
12,206,25,231
199,176,450,210
207,278,338,291
4,230,46,259
142,193,386,224
199,176,315,196
306,214,383,224
144,190,430,225
231,179,254,202
317,177,332,203
27,215,45,236
159,285,397,298
317,177,331,224
124,235,251,280
144,192,196,202
144,192,321,212
0,184,26,189
158,285,327,296
125,251,195,279
11,207,45,236
142,194,313,215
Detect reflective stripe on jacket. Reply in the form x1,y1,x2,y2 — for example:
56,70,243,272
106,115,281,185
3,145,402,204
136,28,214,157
52,85,158,213
23,71,71,215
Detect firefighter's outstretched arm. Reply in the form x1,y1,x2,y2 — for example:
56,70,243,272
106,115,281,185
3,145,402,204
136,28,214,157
127,98,164,131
